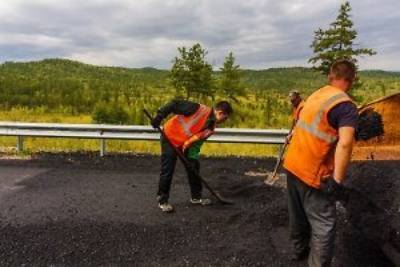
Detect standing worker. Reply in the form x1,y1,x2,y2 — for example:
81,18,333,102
283,59,358,266
151,100,233,212
263,90,305,185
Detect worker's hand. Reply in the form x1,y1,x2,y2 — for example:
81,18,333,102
151,114,163,129
321,176,350,203
182,142,190,154
320,176,343,195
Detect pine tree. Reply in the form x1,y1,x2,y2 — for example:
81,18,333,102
219,52,245,102
309,1,376,74
170,43,214,99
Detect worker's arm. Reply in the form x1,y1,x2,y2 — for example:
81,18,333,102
157,100,199,118
182,129,214,151
333,126,355,183
151,100,199,128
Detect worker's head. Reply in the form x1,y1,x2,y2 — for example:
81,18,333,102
214,101,233,124
328,59,357,91
288,90,302,108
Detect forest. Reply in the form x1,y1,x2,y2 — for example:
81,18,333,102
1,58,399,128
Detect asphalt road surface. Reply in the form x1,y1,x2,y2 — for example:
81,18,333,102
0,153,397,266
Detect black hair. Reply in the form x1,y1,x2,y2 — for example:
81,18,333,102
215,101,233,115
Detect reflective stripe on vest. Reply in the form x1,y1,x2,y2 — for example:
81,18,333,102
177,105,210,137
163,104,212,147
295,93,348,144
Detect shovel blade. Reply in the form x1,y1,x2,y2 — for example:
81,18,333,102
264,172,279,186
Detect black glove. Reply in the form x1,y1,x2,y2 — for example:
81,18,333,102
356,110,384,141
320,177,343,195
320,177,349,203
151,114,163,129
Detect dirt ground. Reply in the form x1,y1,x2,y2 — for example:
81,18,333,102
0,152,398,266
352,145,400,161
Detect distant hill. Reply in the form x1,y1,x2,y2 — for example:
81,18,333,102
1,58,398,92
0,58,399,113
0,58,170,88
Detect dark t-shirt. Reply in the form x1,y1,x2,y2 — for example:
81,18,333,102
327,102,358,130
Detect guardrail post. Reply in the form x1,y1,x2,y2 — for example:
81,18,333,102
17,136,24,152
100,139,106,157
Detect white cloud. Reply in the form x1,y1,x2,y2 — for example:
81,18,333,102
0,33,68,48
0,0,398,70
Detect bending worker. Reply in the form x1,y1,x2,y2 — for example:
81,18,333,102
151,100,233,212
283,59,358,266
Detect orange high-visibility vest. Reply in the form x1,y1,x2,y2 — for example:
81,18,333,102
164,104,212,147
283,86,352,188
292,100,305,121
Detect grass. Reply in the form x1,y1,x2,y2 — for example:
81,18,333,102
0,107,92,123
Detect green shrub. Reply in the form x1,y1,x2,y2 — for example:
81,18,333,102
92,102,129,124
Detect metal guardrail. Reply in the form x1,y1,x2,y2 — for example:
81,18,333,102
0,122,289,156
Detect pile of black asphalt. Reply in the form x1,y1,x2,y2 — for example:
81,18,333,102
0,152,397,266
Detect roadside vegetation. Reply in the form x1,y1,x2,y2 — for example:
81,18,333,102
0,1,398,156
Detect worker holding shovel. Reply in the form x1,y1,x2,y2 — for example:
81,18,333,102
150,100,233,212
264,90,304,185
285,90,305,143
289,90,305,123
283,59,359,266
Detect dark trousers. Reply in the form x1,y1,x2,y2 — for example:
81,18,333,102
158,136,202,204
286,170,336,267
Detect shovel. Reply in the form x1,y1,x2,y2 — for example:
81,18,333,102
264,124,294,185
143,109,234,205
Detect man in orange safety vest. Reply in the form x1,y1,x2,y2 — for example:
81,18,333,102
151,100,233,212
283,59,358,266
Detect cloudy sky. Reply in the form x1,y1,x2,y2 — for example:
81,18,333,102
0,0,399,70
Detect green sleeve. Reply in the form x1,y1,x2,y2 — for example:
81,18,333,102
186,140,205,160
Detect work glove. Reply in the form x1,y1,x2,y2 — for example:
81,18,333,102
320,176,349,203
320,176,342,195
151,114,163,129
356,109,384,141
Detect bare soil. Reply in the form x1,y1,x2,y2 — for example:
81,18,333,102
0,152,398,266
